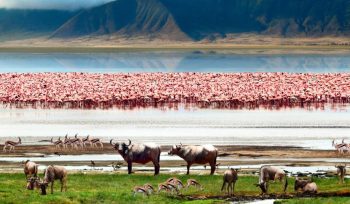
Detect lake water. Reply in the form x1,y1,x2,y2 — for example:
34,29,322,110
0,51,350,73
0,105,349,149
0,51,349,150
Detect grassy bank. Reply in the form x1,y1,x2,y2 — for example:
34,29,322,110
0,173,349,204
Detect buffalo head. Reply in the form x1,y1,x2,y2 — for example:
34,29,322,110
168,143,182,155
110,139,132,155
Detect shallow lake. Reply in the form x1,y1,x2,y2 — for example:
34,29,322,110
0,105,349,149
0,51,350,73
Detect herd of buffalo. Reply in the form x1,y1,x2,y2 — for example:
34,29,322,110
17,138,348,197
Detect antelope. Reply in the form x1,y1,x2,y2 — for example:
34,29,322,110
133,186,149,197
294,178,318,194
255,166,288,194
73,134,84,149
51,137,63,149
26,176,41,190
332,139,348,154
143,183,155,195
221,168,239,196
166,177,184,190
186,179,203,190
39,165,67,194
24,160,38,179
63,134,72,149
336,164,346,184
3,137,21,152
82,135,92,147
91,137,103,149
157,183,171,193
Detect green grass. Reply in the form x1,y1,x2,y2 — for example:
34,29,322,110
0,173,349,204
276,197,350,204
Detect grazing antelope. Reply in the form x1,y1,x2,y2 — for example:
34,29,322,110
166,177,184,189
26,176,41,190
336,164,346,184
157,183,171,193
165,182,179,194
255,166,288,194
3,137,21,152
133,186,149,197
39,165,67,194
51,137,63,149
221,168,239,196
143,184,155,195
24,160,38,179
186,179,203,190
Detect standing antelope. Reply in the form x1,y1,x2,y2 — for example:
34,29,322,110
91,137,103,149
51,137,63,149
73,134,84,149
332,139,348,155
336,164,346,184
3,137,21,152
83,135,92,147
24,160,39,179
221,168,239,196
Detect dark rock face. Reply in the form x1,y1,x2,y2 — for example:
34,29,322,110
2,0,350,41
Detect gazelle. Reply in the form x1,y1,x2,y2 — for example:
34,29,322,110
3,137,22,152
332,139,348,155
82,135,92,148
51,137,63,149
91,137,103,149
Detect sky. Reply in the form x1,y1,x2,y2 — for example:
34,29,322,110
0,0,115,10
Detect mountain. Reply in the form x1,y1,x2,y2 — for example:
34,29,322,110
1,0,350,42
51,0,189,40
0,9,75,40
161,0,350,40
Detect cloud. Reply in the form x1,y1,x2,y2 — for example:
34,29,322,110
0,0,116,11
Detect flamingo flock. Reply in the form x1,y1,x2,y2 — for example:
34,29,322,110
0,72,349,109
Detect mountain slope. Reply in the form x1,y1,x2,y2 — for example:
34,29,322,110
0,9,75,40
51,0,189,40
161,0,350,40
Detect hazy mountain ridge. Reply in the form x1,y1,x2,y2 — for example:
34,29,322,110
1,0,350,42
0,9,75,40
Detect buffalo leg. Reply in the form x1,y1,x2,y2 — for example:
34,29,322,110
209,161,216,175
186,163,191,175
128,162,132,174
152,161,160,175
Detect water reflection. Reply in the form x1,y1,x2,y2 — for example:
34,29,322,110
0,52,349,73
